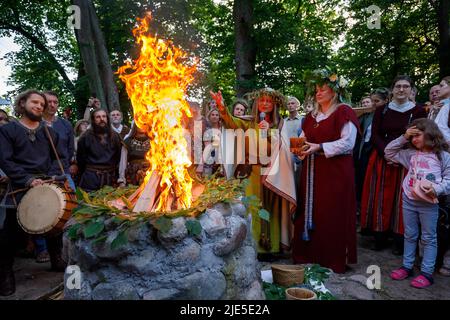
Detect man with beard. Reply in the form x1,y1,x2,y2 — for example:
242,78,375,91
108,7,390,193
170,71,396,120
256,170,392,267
110,110,130,140
0,90,66,296
77,109,122,192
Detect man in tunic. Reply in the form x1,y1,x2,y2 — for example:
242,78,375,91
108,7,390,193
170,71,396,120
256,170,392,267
43,91,76,183
77,109,122,192
0,90,66,296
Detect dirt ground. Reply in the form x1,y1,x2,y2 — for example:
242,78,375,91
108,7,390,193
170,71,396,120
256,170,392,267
0,258,64,300
1,234,449,300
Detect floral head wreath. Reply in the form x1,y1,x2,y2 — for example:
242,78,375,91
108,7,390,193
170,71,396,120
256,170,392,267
304,67,351,104
243,87,287,110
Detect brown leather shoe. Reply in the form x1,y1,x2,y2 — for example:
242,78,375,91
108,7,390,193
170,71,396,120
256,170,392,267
0,269,15,296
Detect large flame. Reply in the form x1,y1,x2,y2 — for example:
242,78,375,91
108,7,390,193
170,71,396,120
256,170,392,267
118,14,197,211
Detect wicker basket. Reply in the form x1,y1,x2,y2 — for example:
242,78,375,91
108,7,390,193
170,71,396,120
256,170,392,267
271,264,305,287
285,288,317,300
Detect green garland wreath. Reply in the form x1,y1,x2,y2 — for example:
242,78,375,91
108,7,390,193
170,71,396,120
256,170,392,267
304,67,352,104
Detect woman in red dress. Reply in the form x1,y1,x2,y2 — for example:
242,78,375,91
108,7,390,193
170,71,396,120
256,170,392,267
360,75,427,254
292,69,360,273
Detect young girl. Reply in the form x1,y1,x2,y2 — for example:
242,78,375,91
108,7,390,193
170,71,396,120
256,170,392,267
386,118,450,288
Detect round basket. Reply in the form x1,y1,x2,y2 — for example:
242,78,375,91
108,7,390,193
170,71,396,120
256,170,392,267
271,264,305,287
285,288,317,300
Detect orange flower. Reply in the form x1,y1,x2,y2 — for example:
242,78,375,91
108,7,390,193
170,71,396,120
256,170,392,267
329,74,338,82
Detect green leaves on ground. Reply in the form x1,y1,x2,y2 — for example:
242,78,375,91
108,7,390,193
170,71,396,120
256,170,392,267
68,224,82,240
76,188,91,204
68,177,245,246
83,221,105,238
111,231,128,250
263,282,286,300
185,219,202,236
263,265,336,300
153,216,172,234
304,264,332,284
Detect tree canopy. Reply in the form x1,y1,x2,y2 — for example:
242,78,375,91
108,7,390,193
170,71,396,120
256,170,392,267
0,0,448,119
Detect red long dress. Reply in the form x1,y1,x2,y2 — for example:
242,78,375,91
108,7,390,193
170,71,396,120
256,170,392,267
292,105,359,273
360,104,427,234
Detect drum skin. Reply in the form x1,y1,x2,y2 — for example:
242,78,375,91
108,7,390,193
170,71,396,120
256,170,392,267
17,183,76,235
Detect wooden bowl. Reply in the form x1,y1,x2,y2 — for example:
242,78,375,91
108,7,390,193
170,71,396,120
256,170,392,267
285,288,317,300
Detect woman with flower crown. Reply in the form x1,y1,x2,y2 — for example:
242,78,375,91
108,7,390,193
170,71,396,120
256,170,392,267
210,88,296,259
291,68,359,273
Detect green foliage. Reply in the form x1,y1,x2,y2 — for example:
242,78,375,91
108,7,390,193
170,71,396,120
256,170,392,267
263,264,336,300
68,224,82,240
185,219,202,237
75,188,84,202
111,231,128,250
83,221,105,238
252,0,345,98
335,0,441,103
68,177,245,249
304,264,332,285
263,281,286,300
0,0,80,112
1,0,445,112
242,194,262,215
258,209,270,222
153,216,173,234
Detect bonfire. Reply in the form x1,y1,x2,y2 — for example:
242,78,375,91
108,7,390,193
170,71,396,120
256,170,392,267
118,13,199,213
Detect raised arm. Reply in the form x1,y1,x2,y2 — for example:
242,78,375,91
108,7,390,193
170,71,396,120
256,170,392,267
210,90,249,130
384,134,413,169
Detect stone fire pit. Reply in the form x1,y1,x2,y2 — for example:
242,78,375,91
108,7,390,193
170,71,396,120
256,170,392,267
62,200,264,300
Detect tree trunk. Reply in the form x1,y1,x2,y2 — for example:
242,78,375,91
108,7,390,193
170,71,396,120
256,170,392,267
88,0,120,111
233,0,257,98
75,61,90,119
437,0,450,78
72,0,120,112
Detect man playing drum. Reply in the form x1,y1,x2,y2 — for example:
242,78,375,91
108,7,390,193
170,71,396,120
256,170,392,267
0,90,67,296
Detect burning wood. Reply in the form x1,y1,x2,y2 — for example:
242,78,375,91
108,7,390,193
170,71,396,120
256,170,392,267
132,171,161,213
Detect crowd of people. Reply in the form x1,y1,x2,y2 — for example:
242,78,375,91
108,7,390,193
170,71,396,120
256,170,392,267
0,70,450,297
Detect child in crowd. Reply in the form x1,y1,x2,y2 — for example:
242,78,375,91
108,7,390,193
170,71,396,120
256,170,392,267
386,119,450,288
232,100,248,117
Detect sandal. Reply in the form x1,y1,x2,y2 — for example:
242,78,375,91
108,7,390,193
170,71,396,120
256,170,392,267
390,267,413,280
36,251,50,263
410,274,433,289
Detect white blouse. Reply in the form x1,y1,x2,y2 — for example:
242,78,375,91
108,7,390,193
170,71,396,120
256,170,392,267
300,111,357,158
434,98,450,143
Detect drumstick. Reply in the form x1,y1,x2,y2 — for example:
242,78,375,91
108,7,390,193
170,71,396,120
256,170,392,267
6,179,55,195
